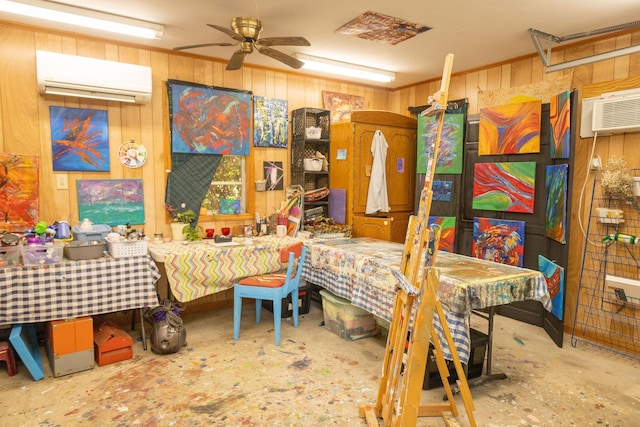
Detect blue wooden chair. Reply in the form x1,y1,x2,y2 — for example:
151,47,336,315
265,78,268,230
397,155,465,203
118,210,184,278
233,242,307,345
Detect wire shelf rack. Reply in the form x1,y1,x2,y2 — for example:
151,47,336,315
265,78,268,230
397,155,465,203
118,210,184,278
572,169,640,360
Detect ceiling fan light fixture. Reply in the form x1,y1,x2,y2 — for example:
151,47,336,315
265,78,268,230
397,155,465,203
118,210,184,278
0,0,164,40
294,53,395,83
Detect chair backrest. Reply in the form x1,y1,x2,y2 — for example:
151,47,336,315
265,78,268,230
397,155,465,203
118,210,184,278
280,242,307,295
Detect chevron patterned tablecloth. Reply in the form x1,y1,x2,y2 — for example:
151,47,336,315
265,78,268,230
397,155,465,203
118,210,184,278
149,237,301,302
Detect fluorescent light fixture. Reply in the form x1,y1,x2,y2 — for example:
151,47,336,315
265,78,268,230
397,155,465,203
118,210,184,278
0,0,163,40
294,53,395,83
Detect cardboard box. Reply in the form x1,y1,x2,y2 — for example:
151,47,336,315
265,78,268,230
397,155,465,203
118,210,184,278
46,317,93,357
319,289,379,340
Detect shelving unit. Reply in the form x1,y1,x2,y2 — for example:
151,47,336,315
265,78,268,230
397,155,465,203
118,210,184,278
572,169,640,360
290,108,331,227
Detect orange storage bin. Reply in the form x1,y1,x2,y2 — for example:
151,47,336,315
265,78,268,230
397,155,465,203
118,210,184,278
46,317,93,356
93,317,133,366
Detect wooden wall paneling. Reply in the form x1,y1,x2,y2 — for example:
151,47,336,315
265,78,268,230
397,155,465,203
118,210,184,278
150,51,169,236
193,58,213,85
465,71,479,113
33,33,61,221
613,34,632,81
510,57,533,87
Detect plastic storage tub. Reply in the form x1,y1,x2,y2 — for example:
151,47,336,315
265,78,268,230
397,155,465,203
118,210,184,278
22,244,64,266
0,245,22,267
319,289,379,340
64,240,106,260
72,224,112,241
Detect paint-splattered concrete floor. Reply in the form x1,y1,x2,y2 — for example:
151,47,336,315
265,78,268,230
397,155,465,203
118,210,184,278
2,301,639,426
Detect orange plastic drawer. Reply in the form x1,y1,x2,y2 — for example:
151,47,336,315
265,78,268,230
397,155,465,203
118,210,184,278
46,317,94,356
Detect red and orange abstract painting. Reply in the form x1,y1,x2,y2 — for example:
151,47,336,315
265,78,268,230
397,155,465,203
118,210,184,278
0,153,39,232
479,100,541,155
472,162,536,214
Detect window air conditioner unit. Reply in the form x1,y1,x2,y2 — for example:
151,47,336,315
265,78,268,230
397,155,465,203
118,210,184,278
36,50,152,104
590,89,640,135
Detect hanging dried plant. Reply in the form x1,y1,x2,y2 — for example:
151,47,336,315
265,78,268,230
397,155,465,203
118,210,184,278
601,156,634,199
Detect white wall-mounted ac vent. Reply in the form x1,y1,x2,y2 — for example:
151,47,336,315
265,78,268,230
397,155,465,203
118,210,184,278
582,88,640,137
36,50,152,104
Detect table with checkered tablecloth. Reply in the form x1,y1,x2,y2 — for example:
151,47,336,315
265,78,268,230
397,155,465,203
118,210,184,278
0,255,160,324
301,237,551,365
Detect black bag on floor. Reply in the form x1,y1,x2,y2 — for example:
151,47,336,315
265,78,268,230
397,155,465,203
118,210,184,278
144,300,187,354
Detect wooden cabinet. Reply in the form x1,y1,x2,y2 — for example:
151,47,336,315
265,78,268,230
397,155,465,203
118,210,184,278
330,111,417,243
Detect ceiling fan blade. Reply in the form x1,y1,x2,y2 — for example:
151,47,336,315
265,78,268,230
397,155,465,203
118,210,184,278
207,23,246,42
257,36,310,47
226,50,246,70
255,45,305,69
173,41,238,51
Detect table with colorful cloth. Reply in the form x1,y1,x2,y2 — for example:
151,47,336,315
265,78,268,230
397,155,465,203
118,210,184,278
148,236,301,302
0,255,161,324
301,237,551,365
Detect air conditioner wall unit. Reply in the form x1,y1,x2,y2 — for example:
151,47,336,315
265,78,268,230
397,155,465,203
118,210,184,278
36,50,152,104
590,89,640,135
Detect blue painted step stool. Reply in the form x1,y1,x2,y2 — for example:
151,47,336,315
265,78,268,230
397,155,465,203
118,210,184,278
9,324,44,381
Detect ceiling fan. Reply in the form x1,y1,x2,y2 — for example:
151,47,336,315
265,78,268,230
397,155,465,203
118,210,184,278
174,17,310,71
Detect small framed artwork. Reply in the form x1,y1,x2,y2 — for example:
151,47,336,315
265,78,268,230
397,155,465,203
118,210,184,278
263,161,284,191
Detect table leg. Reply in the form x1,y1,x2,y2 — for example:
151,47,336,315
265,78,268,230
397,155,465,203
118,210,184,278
140,308,147,351
446,307,507,399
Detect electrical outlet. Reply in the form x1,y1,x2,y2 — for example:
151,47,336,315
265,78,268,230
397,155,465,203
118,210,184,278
590,155,602,171
56,174,68,190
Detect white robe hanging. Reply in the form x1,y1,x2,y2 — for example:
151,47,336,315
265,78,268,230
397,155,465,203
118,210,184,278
365,130,390,214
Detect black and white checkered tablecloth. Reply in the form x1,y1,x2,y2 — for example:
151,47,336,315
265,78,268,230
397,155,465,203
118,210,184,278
0,255,160,324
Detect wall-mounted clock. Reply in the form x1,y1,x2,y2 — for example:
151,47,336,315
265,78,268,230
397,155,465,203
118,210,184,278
118,140,148,168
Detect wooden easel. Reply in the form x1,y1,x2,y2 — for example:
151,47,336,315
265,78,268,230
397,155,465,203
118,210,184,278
360,54,477,427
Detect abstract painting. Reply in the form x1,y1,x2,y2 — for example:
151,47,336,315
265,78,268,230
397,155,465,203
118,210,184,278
428,216,456,252
335,11,430,45
432,180,453,201
478,100,541,155
254,96,288,148
322,91,365,123
545,164,568,244
77,179,144,226
417,113,464,174
263,161,284,191
473,217,525,267
168,81,251,155
550,91,571,159
472,162,536,213
50,106,109,171
0,153,39,232
538,255,564,320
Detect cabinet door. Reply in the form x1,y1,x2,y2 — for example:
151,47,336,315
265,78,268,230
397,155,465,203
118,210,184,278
388,211,412,243
353,123,379,214
385,128,416,213
353,124,416,214
353,215,392,241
